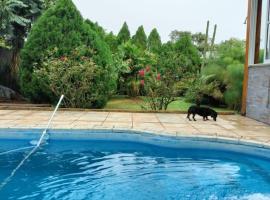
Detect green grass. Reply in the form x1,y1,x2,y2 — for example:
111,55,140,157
105,96,233,112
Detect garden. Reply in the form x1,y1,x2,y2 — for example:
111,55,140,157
0,0,251,112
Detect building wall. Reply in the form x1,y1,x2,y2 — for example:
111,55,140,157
247,64,270,124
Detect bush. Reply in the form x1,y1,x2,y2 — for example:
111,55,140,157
184,74,223,105
32,48,112,108
224,64,244,110
141,68,176,110
19,0,115,103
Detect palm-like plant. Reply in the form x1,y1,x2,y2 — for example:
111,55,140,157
0,0,29,32
0,0,29,47
0,0,43,88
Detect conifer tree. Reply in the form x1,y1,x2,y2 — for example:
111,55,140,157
147,28,162,52
20,0,114,102
117,22,130,44
20,0,111,70
132,25,147,49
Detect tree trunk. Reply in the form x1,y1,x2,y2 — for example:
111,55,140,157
9,48,20,89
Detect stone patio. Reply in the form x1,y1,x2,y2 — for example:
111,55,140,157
0,109,270,145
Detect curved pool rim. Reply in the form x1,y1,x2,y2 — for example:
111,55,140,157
0,128,270,159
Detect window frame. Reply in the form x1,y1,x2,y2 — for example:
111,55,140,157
265,0,270,63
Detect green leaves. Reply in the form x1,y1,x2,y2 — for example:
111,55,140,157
32,48,111,108
132,25,147,50
19,0,116,105
147,28,161,53
117,22,130,44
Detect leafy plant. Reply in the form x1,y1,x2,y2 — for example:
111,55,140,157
224,64,244,110
141,68,176,110
19,0,116,102
184,74,223,105
31,47,112,108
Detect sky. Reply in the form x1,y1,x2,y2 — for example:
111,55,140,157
73,0,248,44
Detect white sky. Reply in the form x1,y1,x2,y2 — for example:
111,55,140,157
73,0,248,43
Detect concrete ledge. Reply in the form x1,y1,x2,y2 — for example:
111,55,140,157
0,107,235,115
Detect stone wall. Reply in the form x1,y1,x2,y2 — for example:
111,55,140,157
247,64,270,124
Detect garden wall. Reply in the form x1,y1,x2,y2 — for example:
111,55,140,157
247,64,270,124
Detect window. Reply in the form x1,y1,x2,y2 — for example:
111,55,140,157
265,0,270,62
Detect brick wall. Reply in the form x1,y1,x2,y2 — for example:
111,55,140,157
247,64,270,124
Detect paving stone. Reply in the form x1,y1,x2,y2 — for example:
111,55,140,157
0,110,270,146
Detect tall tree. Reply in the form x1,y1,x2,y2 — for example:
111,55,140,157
169,30,191,43
105,31,118,52
132,25,147,49
158,34,201,77
147,28,161,52
85,19,106,39
117,22,130,44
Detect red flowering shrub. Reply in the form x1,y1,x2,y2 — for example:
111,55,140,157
138,69,145,77
139,66,176,110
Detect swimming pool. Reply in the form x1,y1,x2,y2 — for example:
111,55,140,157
0,129,270,200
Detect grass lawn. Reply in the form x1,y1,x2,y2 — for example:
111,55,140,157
105,96,233,112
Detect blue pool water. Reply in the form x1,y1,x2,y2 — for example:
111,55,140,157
0,134,270,200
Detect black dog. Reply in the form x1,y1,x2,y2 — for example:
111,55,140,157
187,106,217,121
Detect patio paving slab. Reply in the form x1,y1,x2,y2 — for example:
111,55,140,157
0,110,269,145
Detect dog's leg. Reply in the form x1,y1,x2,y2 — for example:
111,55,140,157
192,114,196,121
206,116,209,120
187,113,191,121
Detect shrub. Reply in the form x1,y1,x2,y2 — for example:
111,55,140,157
32,47,112,108
224,64,244,110
140,68,176,110
184,74,223,105
19,0,115,102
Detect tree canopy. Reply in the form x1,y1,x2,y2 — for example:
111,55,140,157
132,25,147,49
117,22,130,44
147,28,162,52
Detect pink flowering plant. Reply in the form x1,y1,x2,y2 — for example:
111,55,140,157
139,66,176,110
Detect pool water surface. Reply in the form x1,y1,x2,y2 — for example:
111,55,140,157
0,135,270,200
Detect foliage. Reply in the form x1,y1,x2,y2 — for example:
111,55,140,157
147,28,161,53
117,22,130,44
224,64,244,110
199,38,245,109
0,0,43,88
184,74,223,105
132,25,147,50
19,0,116,103
85,19,106,39
215,38,245,66
158,34,201,78
43,0,57,10
105,32,119,52
31,47,112,108
169,31,191,43
140,67,176,110
0,0,30,35
115,41,157,96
